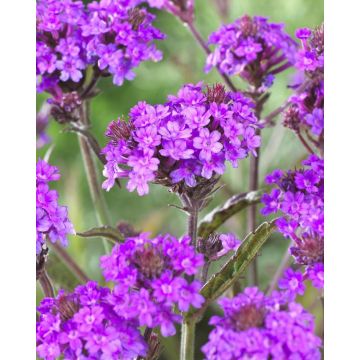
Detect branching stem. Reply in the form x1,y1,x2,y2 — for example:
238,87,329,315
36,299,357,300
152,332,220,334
78,102,112,253
50,242,89,283
247,151,260,285
38,271,55,298
179,195,199,360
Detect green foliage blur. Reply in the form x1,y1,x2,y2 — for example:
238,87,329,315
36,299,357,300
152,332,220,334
37,0,323,358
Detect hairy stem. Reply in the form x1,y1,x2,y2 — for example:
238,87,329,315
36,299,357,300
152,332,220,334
50,242,89,283
180,320,195,360
247,151,260,285
186,21,237,92
38,271,55,298
78,102,112,253
179,196,199,360
201,261,210,284
247,91,267,286
297,132,315,154
81,71,100,99
188,208,198,247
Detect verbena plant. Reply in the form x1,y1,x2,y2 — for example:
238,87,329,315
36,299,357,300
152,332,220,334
36,1,324,359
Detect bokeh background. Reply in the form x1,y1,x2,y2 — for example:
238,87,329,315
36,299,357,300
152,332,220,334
36,0,324,358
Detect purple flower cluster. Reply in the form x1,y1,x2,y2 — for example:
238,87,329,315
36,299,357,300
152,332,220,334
283,25,324,141
202,287,322,359
205,15,297,88
36,159,74,254
36,281,147,360
295,26,324,73
100,232,204,336
261,154,324,287
36,0,164,94
279,264,324,297
102,82,261,195
278,268,306,300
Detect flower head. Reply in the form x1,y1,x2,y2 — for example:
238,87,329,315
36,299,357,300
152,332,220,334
261,155,324,267
102,82,260,196
202,287,322,359
36,0,165,94
101,232,204,336
36,159,74,254
283,24,324,142
205,15,297,88
36,282,147,360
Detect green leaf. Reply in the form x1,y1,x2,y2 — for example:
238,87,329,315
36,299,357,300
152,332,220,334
77,226,124,243
198,189,264,239
187,220,276,319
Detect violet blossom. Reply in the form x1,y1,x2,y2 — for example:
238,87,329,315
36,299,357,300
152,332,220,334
261,154,324,286
283,24,324,145
202,287,322,359
102,82,261,196
36,0,165,95
278,268,306,300
205,15,297,89
100,232,204,336
36,281,147,360
36,159,75,254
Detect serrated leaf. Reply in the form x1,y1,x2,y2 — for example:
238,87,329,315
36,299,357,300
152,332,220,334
77,226,124,243
198,189,264,239
186,221,276,320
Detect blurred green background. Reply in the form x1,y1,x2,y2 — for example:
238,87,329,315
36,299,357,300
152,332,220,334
37,0,323,358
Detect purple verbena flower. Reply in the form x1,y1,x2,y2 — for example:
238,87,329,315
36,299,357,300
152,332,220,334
216,233,241,258
261,155,324,267
36,159,74,254
205,15,297,87
306,262,324,289
36,282,147,360
102,82,260,195
260,188,281,215
36,0,165,93
202,287,322,359
278,268,306,299
101,232,204,336
283,24,324,141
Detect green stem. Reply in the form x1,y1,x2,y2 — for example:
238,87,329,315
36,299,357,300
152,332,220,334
179,195,199,360
78,102,111,253
187,207,198,248
180,320,195,360
247,93,267,286
50,242,89,283
38,271,55,298
247,151,260,285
